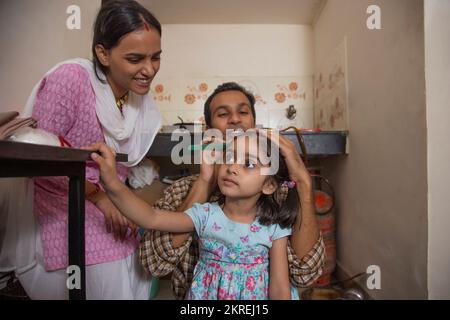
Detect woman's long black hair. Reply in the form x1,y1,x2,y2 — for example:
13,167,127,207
92,0,162,82
214,133,300,229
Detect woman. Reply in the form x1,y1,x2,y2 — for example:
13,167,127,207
17,0,162,299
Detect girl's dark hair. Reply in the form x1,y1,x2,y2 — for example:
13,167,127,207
214,133,299,229
92,0,162,82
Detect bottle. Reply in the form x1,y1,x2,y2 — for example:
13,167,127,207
342,288,365,300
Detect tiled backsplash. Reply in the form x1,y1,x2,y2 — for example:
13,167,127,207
151,38,349,131
151,76,315,129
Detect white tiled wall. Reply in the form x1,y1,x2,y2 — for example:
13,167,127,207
152,76,315,129
153,24,316,129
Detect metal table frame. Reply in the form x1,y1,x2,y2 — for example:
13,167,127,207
0,140,126,300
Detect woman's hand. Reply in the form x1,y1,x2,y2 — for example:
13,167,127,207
83,142,139,240
91,192,139,241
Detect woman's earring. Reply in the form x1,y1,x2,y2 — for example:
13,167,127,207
101,54,108,65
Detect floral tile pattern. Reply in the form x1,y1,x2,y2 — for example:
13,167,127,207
150,76,314,129
150,78,178,111
184,82,209,106
273,81,306,104
314,38,349,131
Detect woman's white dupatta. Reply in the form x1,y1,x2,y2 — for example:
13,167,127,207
22,58,162,166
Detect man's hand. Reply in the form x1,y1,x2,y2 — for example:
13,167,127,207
258,129,312,192
277,134,312,191
199,137,222,188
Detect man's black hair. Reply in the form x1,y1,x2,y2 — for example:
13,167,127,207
203,82,256,127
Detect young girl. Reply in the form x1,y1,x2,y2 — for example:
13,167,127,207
88,133,299,300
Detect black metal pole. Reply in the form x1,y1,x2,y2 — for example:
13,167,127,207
68,166,86,300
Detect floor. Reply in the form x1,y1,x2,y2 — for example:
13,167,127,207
151,279,177,300
1,272,345,300
150,278,309,300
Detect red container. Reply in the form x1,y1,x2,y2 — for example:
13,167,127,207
310,174,336,287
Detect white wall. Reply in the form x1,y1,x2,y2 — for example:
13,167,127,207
425,0,450,300
0,0,101,113
314,0,428,299
153,24,315,128
0,5,316,128
158,24,314,78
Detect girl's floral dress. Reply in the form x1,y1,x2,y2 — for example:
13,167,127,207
185,202,299,300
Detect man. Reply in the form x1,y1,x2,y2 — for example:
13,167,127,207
140,82,324,299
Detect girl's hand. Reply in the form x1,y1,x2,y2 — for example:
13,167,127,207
83,142,121,190
90,192,138,241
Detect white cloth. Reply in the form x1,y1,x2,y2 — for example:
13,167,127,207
0,130,60,274
128,158,159,189
22,58,162,167
0,178,36,274
7,127,61,146
17,225,151,300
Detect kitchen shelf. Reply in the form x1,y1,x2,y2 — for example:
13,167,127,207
147,131,348,158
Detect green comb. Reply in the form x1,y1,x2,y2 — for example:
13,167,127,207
188,142,229,151
188,131,245,151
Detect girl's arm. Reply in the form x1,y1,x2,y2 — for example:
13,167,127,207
87,184,139,240
86,142,195,233
171,175,214,247
171,150,217,247
269,237,292,300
